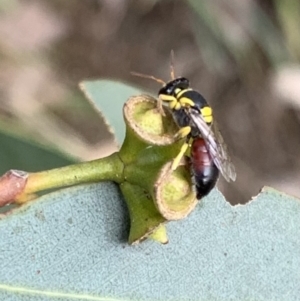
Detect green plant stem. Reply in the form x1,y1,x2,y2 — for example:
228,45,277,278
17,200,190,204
22,152,124,195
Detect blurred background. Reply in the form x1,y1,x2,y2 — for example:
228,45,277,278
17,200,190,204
0,0,299,204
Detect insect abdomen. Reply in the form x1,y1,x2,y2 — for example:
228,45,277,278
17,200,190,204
190,138,219,199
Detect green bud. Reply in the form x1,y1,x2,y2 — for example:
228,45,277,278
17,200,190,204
119,95,197,243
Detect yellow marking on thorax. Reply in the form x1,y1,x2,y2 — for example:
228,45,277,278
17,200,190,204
176,88,192,99
177,89,195,107
174,88,181,94
178,97,195,107
200,106,213,124
160,88,195,110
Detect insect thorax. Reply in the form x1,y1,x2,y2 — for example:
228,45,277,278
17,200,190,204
177,90,208,109
158,77,190,96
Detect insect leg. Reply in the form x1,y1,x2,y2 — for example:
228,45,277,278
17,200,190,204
157,96,165,116
159,94,178,108
170,50,176,80
171,141,189,170
171,126,192,170
175,126,191,140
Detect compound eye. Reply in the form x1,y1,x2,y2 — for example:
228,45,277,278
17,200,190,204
178,77,190,88
167,87,174,94
184,78,189,86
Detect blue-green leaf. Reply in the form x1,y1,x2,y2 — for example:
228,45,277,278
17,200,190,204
80,80,145,144
0,184,299,300
0,129,76,213
0,130,75,174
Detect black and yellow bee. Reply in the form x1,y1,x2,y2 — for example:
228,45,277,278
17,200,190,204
132,61,236,199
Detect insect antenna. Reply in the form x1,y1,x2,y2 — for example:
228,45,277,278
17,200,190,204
130,72,166,86
170,50,176,80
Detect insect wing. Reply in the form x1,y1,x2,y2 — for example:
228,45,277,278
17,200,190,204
211,121,236,181
189,110,236,182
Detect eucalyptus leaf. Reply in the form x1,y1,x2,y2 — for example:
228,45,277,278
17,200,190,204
80,80,146,144
0,183,299,300
0,130,76,213
0,131,75,174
